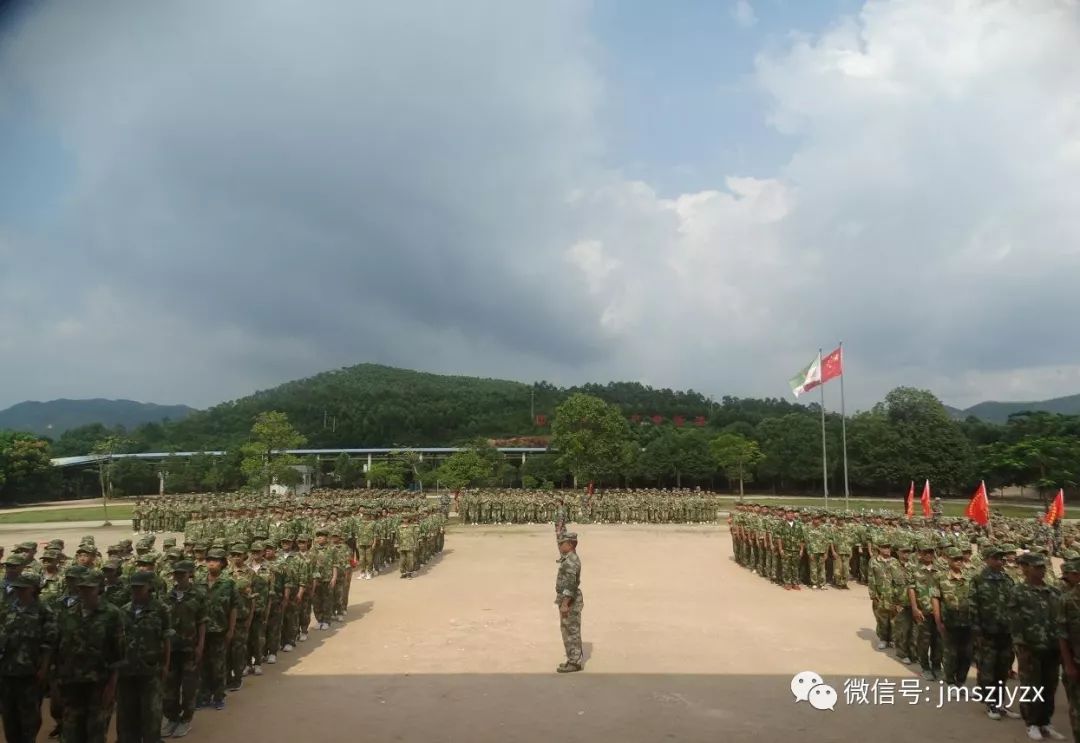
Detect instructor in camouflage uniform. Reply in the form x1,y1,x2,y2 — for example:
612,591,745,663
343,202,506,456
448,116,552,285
555,531,583,673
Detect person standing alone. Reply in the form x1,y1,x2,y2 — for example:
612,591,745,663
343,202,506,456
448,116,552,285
555,532,583,673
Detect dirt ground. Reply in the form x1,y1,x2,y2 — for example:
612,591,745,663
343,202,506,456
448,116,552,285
5,523,1069,743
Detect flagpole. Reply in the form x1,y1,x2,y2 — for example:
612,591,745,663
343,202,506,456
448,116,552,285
839,341,850,509
819,349,829,511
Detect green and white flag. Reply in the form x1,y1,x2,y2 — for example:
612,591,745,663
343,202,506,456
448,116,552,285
789,354,822,398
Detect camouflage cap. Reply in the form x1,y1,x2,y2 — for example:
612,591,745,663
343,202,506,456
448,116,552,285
75,543,97,555
129,571,156,587
162,537,177,547
172,560,196,574
166,548,183,559
81,535,96,546
8,573,38,589
118,539,133,548
1017,552,1047,567
228,544,247,555
15,541,36,551
946,547,964,559
1063,558,1080,574
47,539,65,549
102,557,123,570
76,569,103,587
249,541,266,552
64,565,89,580
206,548,227,560
998,543,1018,555
1063,549,1080,560
277,535,295,545
136,552,159,565
3,554,28,567
42,549,64,561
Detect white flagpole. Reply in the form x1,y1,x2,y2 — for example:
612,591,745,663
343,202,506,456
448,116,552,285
839,341,850,509
819,348,829,510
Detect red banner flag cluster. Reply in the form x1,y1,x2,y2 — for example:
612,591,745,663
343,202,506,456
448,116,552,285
965,481,990,526
920,479,932,517
904,481,914,519
1045,488,1066,525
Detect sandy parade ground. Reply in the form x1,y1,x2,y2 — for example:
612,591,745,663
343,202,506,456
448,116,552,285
1,522,1066,743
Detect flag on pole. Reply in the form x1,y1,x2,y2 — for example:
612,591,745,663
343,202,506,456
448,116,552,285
788,347,844,398
921,479,932,517
965,481,991,526
1045,488,1066,525
904,481,914,518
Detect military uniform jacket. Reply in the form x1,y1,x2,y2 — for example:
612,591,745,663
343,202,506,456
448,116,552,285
54,602,125,684
0,598,55,677
969,568,1015,636
933,570,972,627
1009,582,1061,650
166,586,208,653
201,575,236,634
909,565,939,614
121,598,174,676
1057,583,1080,663
555,552,582,605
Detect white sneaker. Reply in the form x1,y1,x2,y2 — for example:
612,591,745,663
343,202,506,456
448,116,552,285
1006,710,1022,720
1028,725,1044,740
242,665,251,676
1042,727,1066,741
876,641,887,650
266,654,277,665
986,710,1002,721
299,633,308,642
282,644,294,653
253,665,263,676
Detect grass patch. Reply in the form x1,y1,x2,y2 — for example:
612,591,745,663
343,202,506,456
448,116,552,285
0,504,134,525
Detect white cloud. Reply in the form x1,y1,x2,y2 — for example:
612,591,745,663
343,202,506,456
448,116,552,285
732,0,758,29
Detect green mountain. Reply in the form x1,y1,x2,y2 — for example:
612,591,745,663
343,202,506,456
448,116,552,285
956,393,1080,425
151,363,724,450
0,398,195,436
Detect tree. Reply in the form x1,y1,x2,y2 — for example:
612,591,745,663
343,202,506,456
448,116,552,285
881,388,975,494
437,449,494,491
90,434,130,524
366,460,407,488
0,432,57,504
239,411,307,495
710,433,763,499
551,393,632,487
333,453,361,488
755,414,821,491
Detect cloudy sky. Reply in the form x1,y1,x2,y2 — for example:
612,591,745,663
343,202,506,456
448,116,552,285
1,0,1079,413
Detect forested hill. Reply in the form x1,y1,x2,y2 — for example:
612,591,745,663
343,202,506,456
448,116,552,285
0,398,194,436
55,364,778,454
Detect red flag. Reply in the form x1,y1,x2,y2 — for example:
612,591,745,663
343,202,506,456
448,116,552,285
820,346,843,384
904,481,914,518
965,481,990,526
1045,488,1066,525
921,479,932,517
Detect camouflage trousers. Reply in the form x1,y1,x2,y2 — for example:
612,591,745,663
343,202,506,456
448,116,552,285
248,612,267,665
975,632,1014,704
59,681,111,743
833,553,851,586
282,600,299,646
400,549,416,575
892,607,913,660
1016,645,1059,727
809,553,827,587
560,593,584,665
357,545,373,573
163,650,199,723
200,632,228,703
117,674,163,743
1,674,44,743
266,600,284,653
313,583,332,623
872,599,892,643
782,550,800,585
300,591,313,633
941,625,973,686
1062,673,1080,743
334,572,348,614
228,623,250,686
913,615,942,673
859,552,870,583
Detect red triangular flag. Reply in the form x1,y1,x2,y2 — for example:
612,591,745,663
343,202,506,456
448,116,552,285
921,479,932,517
965,481,990,526
820,346,843,385
904,481,914,518
1045,488,1066,525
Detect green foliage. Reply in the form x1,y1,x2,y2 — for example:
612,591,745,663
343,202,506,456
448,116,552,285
238,411,307,494
710,433,763,495
366,460,407,488
0,431,58,503
437,440,501,490
551,393,632,485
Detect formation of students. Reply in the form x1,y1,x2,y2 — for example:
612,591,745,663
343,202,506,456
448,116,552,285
731,503,1080,742
0,491,448,743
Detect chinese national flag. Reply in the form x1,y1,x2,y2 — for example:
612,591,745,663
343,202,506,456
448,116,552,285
921,479,932,517
1045,488,1066,525
904,481,914,518
965,481,991,526
820,346,844,384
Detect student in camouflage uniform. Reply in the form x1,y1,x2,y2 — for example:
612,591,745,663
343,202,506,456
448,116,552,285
890,540,915,664
247,541,271,675
398,514,419,578
53,569,125,743
868,541,895,649
931,547,974,686
279,537,301,653
197,549,235,710
162,560,205,739
264,541,288,662
295,537,315,640
908,543,943,680
117,571,172,743
555,531,583,673
806,515,829,589
970,543,1018,721
1009,552,1065,740
0,572,55,743
1056,556,1080,743
225,544,254,691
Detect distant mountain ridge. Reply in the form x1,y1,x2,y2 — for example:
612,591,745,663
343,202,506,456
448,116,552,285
948,393,1080,424
0,398,196,436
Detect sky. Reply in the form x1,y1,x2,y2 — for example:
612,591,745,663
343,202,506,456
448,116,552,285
1,0,1079,413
